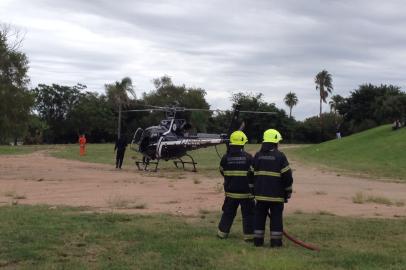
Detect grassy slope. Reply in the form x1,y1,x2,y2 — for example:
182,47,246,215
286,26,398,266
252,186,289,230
0,206,405,270
287,125,406,181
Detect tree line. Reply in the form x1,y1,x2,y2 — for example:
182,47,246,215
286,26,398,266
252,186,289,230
1,25,406,145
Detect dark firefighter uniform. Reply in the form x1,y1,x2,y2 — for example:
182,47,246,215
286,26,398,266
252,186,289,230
114,136,128,169
217,131,255,241
253,129,293,247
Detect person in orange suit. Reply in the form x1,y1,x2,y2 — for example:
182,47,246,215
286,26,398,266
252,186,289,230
79,134,87,156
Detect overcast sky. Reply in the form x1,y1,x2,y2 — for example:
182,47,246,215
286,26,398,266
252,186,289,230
1,0,406,119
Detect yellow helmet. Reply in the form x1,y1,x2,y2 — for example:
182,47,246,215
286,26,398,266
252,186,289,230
263,129,282,143
230,131,248,146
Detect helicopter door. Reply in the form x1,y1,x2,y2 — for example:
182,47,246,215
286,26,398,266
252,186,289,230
130,128,144,151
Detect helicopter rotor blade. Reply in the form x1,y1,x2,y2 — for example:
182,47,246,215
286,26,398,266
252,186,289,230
142,105,166,109
181,108,214,112
182,108,277,114
239,110,277,114
124,106,277,115
123,109,164,112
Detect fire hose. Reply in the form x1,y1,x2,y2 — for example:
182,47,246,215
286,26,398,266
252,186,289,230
267,212,320,251
282,230,320,251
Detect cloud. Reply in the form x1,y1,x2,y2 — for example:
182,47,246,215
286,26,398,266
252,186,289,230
1,0,406,119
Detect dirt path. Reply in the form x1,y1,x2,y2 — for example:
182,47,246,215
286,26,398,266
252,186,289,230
0,151,405,218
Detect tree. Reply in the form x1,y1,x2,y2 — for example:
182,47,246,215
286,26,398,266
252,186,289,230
374,95,406,123
342,84,403,124
0,24,33,144
34,84,84,143
23,115,47,144
152,75,172,89
329,84,406,135
68,92,116,142
105,77,135,139
329,94,345,115
295,113,341,143
229,92,293,143
315,70,333,118
141,76,210,132
284,92,298,118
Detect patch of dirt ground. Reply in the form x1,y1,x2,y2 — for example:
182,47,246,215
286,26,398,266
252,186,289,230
0,151,405,218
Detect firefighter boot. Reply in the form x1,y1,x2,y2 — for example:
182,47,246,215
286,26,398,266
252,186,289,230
254,230,265,246
270,239,283,248
217,230,229,239
270,231,283,247
254,237,264,246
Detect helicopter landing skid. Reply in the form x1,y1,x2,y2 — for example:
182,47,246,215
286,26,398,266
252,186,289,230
135,159,159,172
173,154,197,172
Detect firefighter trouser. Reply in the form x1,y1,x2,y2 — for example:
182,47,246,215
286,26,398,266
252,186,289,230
80,145,86,156
218,197,255,240
116,150,125,168
254,201,284,247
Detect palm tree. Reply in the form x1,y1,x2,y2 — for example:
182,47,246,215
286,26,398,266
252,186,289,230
284,92,298,118
105,77,135,139
315,70,333,118
329,94,344,115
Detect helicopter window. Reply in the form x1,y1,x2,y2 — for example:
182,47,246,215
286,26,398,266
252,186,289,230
149,129,160,139
141,127,165,145
161,120,169,126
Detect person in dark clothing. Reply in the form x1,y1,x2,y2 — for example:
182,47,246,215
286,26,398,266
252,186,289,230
114,136,128,169
217,131,255,241
253,129,293,248
336,123,342,139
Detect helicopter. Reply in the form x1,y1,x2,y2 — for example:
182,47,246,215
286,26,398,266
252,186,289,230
127,105,276,172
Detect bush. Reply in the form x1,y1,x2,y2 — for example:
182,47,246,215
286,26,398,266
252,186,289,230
293,113,341,143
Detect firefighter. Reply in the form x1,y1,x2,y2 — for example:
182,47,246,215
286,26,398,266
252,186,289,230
253,129,293,248
79,134,87,156
114,135,128,169
217,131,255,241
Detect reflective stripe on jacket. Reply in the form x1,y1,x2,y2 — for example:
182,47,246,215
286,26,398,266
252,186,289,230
219,146,254,198
253,144,293,203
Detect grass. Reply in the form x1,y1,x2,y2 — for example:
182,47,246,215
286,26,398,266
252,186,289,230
3,190,17,197
353,192,365,204
52,144,128,165
0,205,405,269
51,143,262,177
106,196,135,209
317,211,335,216
49,128,405,182
287,125,406,181
366,195,393,206
0,145,53,155
352,192,401,206
4,125,406,182
3,190,26,200
106,196,147,210
395,201,405,207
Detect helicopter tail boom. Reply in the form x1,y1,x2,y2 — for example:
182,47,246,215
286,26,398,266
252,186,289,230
157,137,226,159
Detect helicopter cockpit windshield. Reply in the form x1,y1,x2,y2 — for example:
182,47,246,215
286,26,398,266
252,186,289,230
138,126,166,155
